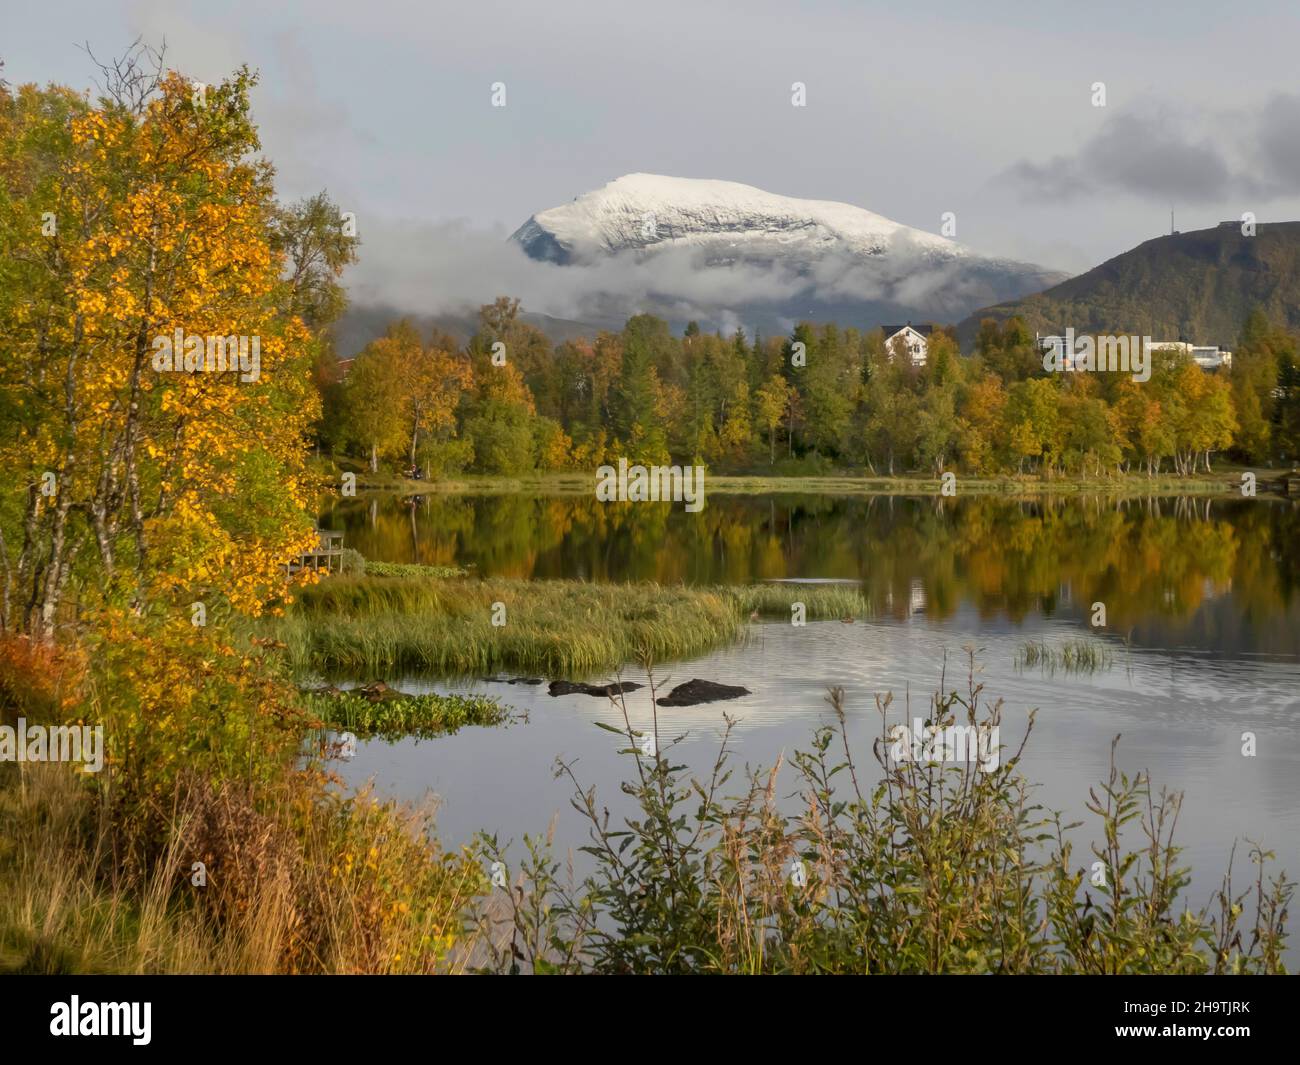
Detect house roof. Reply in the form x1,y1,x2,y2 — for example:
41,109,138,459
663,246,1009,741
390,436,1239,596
882,323,934,338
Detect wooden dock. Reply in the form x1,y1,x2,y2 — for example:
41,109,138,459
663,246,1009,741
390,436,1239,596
287,529,345,575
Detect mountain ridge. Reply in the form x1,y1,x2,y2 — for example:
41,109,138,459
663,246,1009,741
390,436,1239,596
958,221,1300,348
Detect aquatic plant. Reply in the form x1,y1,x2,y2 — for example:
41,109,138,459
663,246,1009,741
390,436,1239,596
1016,637,1114,675
303,687,513,740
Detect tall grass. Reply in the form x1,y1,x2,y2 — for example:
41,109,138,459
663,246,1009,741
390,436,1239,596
725,582,868,618
0,624,488,975
361,561,467,580
0,760,487,974
0,763,236,974
475,658,1293,974
269,575,871,680
1016,637,1114,675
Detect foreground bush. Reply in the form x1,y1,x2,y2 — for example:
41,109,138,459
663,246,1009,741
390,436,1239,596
477,659,1293,974
0,623,485,974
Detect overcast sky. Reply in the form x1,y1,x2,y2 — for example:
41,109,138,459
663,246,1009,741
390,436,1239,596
8,0,1300,295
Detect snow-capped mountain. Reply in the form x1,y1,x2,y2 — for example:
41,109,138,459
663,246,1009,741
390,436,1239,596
510,174,1066,331
512,173,960,265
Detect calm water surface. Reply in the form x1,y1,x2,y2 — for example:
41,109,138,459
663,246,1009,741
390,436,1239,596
322,492,1300,946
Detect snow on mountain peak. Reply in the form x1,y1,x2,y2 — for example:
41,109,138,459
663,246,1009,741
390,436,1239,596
503,173,1067,331
512,173,965,266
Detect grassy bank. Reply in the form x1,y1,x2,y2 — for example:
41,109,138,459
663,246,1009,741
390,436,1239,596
313,458,1292,499
0,624,488,975
269,573,869,679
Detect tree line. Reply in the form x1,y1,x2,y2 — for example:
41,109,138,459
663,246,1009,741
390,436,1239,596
323,300,1299,479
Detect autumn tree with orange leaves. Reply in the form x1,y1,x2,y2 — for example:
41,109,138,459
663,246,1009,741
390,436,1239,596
0,49,355,639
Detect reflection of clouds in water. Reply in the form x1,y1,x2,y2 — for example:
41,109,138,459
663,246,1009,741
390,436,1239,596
336,617,1300,963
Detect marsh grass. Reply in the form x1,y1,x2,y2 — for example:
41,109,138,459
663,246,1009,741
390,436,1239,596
727,582,868,618
269,575,870,679
1016,637,1114,675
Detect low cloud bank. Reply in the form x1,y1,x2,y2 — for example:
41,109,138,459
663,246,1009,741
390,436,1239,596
347,219,1051,331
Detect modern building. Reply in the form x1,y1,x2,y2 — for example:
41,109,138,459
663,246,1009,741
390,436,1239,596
1035,334,1232,371
1146,341,1233,370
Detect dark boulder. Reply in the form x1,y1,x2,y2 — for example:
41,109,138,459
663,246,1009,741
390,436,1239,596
656,679,751,707
548,680,644,698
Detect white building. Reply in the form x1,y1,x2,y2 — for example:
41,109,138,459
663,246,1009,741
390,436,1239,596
882,323,932,367
1192,346,1231,369
1035,334,1233,371
1145,341,1233,369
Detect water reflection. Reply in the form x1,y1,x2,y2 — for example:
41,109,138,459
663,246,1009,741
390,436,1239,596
321,493,1300,657
335,619,1300,963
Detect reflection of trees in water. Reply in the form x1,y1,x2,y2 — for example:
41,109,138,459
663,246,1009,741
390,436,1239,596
319,494,1300,653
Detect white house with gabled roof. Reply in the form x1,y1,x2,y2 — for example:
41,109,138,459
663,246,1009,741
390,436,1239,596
882,323,932,367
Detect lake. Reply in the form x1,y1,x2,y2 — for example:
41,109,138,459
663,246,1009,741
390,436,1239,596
320,491,1300,942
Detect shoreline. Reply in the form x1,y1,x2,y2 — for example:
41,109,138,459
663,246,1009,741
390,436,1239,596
324,467,1296,499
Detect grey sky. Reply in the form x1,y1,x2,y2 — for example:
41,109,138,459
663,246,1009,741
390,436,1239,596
7,0,1300,285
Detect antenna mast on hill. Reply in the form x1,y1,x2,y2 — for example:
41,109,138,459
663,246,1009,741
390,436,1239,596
1170,208,1174,235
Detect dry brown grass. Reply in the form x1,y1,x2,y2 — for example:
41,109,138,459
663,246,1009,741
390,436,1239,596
0,761,488,974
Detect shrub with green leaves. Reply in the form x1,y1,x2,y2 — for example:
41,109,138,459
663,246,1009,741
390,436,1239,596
476,657,1292,974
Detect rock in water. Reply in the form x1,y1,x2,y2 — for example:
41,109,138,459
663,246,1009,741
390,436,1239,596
656,679,751,707
547,680,643,698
